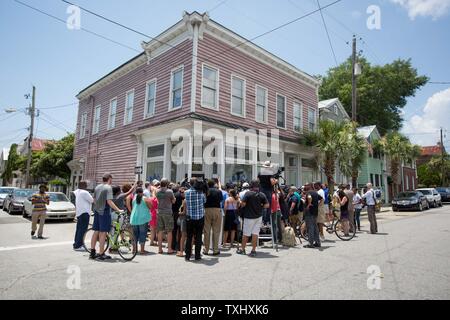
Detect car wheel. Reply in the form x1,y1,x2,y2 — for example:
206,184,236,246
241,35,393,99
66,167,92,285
418,203,423,211
8,205,14,215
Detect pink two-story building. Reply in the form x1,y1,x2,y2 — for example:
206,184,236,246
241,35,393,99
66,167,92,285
70,11,320,189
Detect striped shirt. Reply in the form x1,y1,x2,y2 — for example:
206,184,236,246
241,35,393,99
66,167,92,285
184,188,206,220
31,192,50,213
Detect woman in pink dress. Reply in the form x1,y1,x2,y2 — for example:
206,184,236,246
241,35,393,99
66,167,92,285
149,187,159,246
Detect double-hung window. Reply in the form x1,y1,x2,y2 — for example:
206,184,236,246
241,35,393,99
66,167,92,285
124,90,134,125
293,102,302,133
231,76,245,117
202,65,218,109
170,67,183,109
255,86,267,123
92,105,101,134
308,108,317,132
276,94,286,128
79,112,87,139
108,98,117,130
145,80,156,118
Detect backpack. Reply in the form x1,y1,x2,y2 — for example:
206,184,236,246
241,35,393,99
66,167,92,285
282,226,297,247
293,191,304,212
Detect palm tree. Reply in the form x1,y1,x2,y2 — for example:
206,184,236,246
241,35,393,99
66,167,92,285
377,132,413,197
302,120,348,193
339,122,368,188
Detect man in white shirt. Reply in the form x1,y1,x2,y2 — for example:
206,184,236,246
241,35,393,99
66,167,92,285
73,181,94,250
362,183,378,234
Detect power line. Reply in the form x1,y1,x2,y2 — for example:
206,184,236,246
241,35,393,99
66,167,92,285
316,0,338,67
207,0,229,13
39,102,78,110
13,0,140,53
40,111,75,132
429,82,450,85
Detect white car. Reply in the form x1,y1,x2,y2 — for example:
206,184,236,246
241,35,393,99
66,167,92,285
415,188,442,208
0,187,17,209
23,192,76,220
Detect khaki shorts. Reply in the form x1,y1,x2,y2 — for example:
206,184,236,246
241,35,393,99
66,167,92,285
157,214,174,232
317,204,327,224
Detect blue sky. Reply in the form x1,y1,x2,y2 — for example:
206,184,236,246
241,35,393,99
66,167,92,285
1,0,449,152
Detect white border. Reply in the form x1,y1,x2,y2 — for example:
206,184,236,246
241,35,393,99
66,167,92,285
255,85,268,124
108,97,117,130
200,63,220,110
230,74,246,118
123,89,135,125
169,65,184,111
275,93,287,130
144,79,157,119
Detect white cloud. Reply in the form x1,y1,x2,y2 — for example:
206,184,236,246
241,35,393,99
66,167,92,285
402,87,450,146
391,0,450,20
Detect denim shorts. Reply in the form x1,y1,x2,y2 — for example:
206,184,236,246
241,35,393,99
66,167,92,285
132,223,148,244
92,210,111,233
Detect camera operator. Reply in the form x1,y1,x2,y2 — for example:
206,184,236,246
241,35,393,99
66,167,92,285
257,161,279,226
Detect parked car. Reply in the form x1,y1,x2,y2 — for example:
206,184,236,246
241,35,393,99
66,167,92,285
436,187,450,203
392,191,429,212
23,192,76,221
3,189,36,214
415,188,443,208
0,187,17,209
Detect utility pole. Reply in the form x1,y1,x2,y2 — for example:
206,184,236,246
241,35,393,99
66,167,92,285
441,127,445,186
351,35,357,122
24,86,36,189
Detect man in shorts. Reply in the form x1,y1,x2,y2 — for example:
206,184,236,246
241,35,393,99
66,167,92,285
89,173,124,260
156,178,176,254
236,179,269,257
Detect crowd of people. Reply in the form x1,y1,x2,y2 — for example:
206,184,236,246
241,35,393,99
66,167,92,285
69,162,380,262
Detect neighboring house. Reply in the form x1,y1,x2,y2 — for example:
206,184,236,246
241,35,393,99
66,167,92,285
357,125,389,203
14,138,51,187
417,143,446,167
0,148,10,186
71,11,321,190
318,98,351,185
318,98,350,124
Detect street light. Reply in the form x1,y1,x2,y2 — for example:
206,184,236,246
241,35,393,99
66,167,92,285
4,108,18,113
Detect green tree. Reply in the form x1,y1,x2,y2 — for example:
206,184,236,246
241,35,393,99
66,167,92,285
339,122,368,188
377,132,419,196
417,164,441,187
319,57,428,135
1,144,20,185
301,120,349,193
426,153,450,186
34,134,74,184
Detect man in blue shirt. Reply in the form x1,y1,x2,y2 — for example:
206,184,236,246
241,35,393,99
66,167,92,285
184,178,206,261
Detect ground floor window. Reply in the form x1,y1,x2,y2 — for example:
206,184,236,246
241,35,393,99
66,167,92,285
225,164,253,184
146,161,164,182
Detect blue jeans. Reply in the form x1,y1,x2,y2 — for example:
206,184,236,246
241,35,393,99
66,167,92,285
73,212,89,249
305,214,320,246
132,224,148,244
354,208,362,229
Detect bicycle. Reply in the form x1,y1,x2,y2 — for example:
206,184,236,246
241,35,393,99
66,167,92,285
83,211,137,261
300,210,356,241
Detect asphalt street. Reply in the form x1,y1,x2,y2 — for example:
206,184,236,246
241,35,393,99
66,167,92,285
0,205,449,300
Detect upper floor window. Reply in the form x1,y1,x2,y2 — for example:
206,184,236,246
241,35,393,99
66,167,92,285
79,112,87,139
255,86,267,123
333,104,338,115
308,108,317,132
293,102,302,133
145,80,156,118
92,105,101,134
231,76,245,117
202,65,219,109
108,98,117,130
124,89,134,125
276,94,286,128
170,67,183,109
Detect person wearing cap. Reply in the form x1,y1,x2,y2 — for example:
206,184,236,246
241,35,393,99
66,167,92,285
30,184,50,239
239,182,250,200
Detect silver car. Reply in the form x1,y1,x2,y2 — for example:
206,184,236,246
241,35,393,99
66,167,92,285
0,187,17,209
415,188,443,208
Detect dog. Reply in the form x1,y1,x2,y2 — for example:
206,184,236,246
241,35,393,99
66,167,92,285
282,226,297,247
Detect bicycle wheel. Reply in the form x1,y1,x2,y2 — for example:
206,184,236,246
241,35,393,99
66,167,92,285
116,229,137,261
300,220,308,241
334,220,356,241
82,228,111,253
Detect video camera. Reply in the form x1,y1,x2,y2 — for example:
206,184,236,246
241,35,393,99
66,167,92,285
273,166,285,180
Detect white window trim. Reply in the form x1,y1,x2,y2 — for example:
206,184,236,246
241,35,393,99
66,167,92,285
79,112,87,139
200,63,220,110
230,74,246,118
144,79,157,119
275,93,287,130
308,107,317,132
108,97,117,130
255,85,268,124
168,65,184,111
92,105,101,135
293,101,303,133
123,89,135,125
